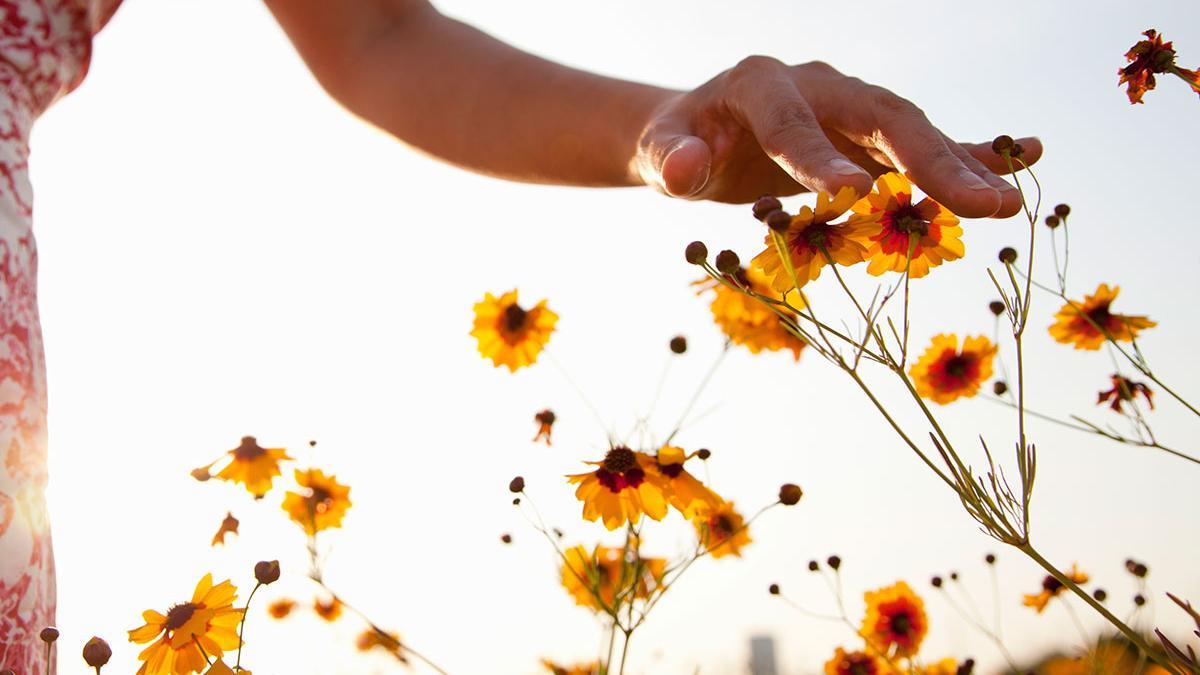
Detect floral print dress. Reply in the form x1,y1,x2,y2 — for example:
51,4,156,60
0,0,120,671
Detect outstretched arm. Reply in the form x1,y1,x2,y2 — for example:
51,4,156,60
263,0,1039,216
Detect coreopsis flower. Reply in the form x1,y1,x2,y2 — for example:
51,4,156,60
919,659,962,675
210,512,239,547
281,468,352,535
849,172,964,278
559,544,667,611
202,661,243,675
541,659,601,675
1023,565,1089,613
693,501,751,558
568,446,668,530
861,581,928,659
1119,29,1200,104
471,290,558,372
266,598,296,619
533,409,556,445
356,629,405,660
1049,284,1156,350
694,266,807,360
751,187,873,292
909,334,996,404
214,437,292,498
314,597,343,622
127,574,244,675
824,648,885,675
655,445,722,518
1097,374,1154,413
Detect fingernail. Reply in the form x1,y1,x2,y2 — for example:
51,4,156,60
828,159,867,176
958,169,993,191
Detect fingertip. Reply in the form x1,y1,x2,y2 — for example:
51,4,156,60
943,173,1003,219
660,136,712,198
808,158,872,197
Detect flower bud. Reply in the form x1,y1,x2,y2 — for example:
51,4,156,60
715,250,741,276
1010,143,1025,158
685,241,708,265
1134,593,1146,606
190,467,211,482
752,196,783,221
807,560,819,572
669,336,688,354
991,135,1015,155
511,497,520,506
778,483,803,506
82,637,113,668
768,583,780,595
988,300,1006,316
1093,588,1107,602
39,627,59,644
993,381,1008,396
1054,204,1071,218
500,533,512,544
1044,215,1060,229
826,555,841,571
254,560,281,585
985,553,996,565
697,448,711,460
950,571,959,581
931,576,943,588
765,209,792,233
998,247,1018,264
508,476,525,493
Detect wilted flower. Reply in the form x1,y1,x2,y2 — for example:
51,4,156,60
1023,565,1089,613
1119,29,1200,104
1049,284,1155,350
471,290,558,372
1097,374,1154,412
127,574,244,675
533,409,556,445
862,581,928,658
849,172,964,278
210,513,239,547
909,334,996,404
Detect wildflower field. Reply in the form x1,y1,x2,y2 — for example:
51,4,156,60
28,2,1200,675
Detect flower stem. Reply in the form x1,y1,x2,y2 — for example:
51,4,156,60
235,582,262,671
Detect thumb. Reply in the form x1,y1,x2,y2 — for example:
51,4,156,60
638,126,713,198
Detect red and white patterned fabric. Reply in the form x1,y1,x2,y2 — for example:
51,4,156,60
0,0,119,671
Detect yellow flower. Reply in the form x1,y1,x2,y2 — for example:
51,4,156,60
541,659,601,675
357,629,405,660
919,659,961,675
695,266,807,360
559,543,667,612
655,445,722,518
910,334,996,404
693,501,751,558
751,187,873,292
862,581,928,659
1049,284,1156,350
313,596,344,622
281,468,352,535
850,172,964,278
1023,564,1088,613
471,290,558,372
568,447,669,530
214,436,292,498
266,599,295,619
128,574,244,675
824,647,885,675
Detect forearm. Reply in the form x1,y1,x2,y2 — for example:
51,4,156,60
265,0,675,187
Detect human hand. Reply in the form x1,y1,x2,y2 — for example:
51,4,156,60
634,57,1041,218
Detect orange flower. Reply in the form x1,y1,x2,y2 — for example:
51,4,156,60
693,501,751,558
655,445,722,518
824,647,885,675
210,512,239,547
909,334,996,404
568,447,668,530
1049,284,1155,350
919,659,962,675
533,409,556,445
313,596,343,622
1097,374,1153,413
1023,565,1088,613
751,187,873,292
1119,29,1200,104
559,543,667,612
266,599,295,619
212,436,292,498
281,468,352,535
861,581,928,659
695,266,807,360
541,659,601,675
850,173,963,278
471,290,558,372
356,629,405,660
128,574,244,675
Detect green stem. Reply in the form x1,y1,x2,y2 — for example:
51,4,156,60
235,582,261,671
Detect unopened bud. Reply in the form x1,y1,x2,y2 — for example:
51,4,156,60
931,576,943,588
82,636,113,668
697,448,711,460
500,533,512,544
685,241,708,265
989,300,1006,316
254,560,281,585
765,209,792,233
190,467,211,482
1134,593,1146,606
807,560,819,572
778,483,803,506
768,583,780,595
1093,588,1108,602
826,555,841,571
1044,215,1060,229
508,476,525,493
1010,143,1025,158
991,135,1015,155
998,247,1018,264
985,553,996,565
39,627,59,644
1054,204,1071,218
752,196,783,221
993,381,1008,396
669,336,688,354
715,250,741,275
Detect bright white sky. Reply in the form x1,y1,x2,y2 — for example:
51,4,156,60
28,1,1200,673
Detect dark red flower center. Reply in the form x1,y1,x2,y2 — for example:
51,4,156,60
307,486,334,514
164,602,203,632
875,198,941,257
233,437,266,461
503,303,528,333
790,222,837,255
930,350,979,391
658,462,683,479
1041,575,1064,594
890,611,912,636
597,447,644,493
710,514,735,539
